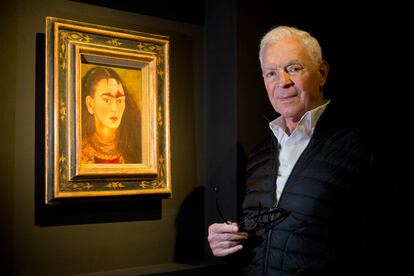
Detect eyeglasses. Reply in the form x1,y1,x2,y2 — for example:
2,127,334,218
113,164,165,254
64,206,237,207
214,187,289,232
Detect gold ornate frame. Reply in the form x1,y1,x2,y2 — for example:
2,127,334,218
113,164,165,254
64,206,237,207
45,17,170,203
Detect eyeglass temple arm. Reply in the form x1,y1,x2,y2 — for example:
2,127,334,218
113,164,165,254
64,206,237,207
214,187,229,223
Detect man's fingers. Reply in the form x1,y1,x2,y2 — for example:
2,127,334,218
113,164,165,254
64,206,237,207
207,222,249,257
212,243,244,257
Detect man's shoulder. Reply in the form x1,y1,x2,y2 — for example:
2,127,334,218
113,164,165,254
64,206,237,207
245,135,276,171
317,103,372,138
249,135,274,156
314,105,373,158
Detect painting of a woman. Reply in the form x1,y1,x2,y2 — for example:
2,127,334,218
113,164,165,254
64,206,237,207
81,66,142,164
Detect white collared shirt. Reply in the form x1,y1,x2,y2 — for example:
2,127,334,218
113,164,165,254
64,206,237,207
269,101,330,201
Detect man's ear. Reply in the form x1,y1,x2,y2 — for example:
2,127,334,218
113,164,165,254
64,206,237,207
319,61,329,86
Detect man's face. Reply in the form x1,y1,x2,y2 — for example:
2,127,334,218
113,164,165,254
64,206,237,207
261,36,328,122
87,78,126,130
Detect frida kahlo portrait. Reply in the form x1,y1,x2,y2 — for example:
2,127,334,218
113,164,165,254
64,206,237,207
80,66,142,164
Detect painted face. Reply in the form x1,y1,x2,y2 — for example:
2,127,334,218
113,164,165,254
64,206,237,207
86,77,126,130
261,37,328,122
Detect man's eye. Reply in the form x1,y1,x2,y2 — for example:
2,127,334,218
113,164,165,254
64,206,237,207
265,71,276,78
286,64,303,73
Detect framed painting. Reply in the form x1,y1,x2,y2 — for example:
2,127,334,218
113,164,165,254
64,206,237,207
45,17,171,203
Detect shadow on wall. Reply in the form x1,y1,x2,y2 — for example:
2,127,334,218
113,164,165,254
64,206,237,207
173,144,247,265
174,186,205,264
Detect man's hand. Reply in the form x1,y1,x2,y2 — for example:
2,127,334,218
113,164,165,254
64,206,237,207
208,222,249,257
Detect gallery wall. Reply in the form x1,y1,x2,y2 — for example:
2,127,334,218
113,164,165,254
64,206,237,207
1,0,209,275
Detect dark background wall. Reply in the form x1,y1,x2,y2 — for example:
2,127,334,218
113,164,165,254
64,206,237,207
236,3,406,274
1,0,405,275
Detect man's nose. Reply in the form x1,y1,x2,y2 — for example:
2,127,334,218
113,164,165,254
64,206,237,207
276,70,293,87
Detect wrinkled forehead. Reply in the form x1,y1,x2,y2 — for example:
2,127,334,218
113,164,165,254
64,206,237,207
262,37,312,67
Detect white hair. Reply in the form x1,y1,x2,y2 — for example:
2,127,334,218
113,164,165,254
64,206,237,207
259,26,322,68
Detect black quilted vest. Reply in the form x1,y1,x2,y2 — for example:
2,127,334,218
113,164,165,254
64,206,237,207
238,106,372,276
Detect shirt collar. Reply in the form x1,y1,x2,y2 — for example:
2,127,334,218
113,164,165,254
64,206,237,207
269,100,330,141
